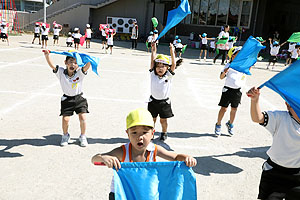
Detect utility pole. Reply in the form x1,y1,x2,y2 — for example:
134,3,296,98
43,0,46,23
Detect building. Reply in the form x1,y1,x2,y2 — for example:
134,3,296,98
14,0,45,12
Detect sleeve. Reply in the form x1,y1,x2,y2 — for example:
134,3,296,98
54,66,64,79
77,67,87,79
218,31,224,39
221,63,230,72
260,111,281,136
167,69,175,76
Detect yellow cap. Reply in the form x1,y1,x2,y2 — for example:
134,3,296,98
126,108,154,129
228,46,237,59
68,49,78,53
155,54,170,65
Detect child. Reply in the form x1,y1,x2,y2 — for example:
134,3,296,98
32,22,41,45
41,23,49,49
106,29,116,54
0,22,9,45
173,35,179,46
148,42,182,141
100,24,108,50
85,24,92,48
290,43,300,64
267,39,286,69
53,24,62,46
199,33,213,61
209,38,216,58
285,42,296,66
174,39,183,58
91,108,197,200
43,50,91,147
214,25,230,65
246,87,300,200
73,28,82,50
66,32,73,47
146,31,154,52
131,20,138,49
214,47,245,137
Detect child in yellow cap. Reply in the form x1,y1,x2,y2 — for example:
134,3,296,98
148,42,182,141
91,108,197,200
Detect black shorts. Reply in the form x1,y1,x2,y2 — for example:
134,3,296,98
269,55,277,63
209,48,215,53
53,35,59,40
109,192,115,200
218,86,242,108
34,33,40,38
148,96,174,118
175,47,182,53
66,42,72,46
258,158,300,199
108,45,113,47
41,35,48,41
60,93,89,116
86,37,91,41
101,36,107,42
1,33,8,39
147,42,151,48
291,58,298,63
74,38,80,44
201,44,208,50
287,52,292,59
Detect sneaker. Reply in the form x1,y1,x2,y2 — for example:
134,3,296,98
213,58,216,64
79,135,88,147
226,121,234,136
60,134,70,146
204,57,206,61
214,124,221,137
160,132,168,141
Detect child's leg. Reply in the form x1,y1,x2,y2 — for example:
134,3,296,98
38,37,41,45
204,50,207,59
78,113,87,135
62,116,71,134
229,107,237,124
110,46,112,54
217,106,227,125
160,118,168,133
45,40,47,48
199,50,203,58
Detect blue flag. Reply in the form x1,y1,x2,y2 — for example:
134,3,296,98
114,161,197,200
229,36,265,75
260,61,300,118
50,51,100,75
156,0,191,41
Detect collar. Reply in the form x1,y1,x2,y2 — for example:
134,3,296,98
289,111,300,125
63,68,77,78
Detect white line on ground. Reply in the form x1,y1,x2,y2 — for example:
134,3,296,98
0,56,44,69
0,47,22,52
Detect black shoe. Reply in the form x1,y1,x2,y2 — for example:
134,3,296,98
213,58,216,64
221,62,225,65
160,132,168,141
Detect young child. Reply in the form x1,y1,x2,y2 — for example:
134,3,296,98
106,29,116,54
53,24,62,46
173,35,179,46
214,47,246,137
267,39,286,69
199,33,213,61
0,22,9,45
100,24,108,50
148,42,182,141
146,31,154,52
246,87,300,200
41,23,49,49
32,22,41,45
209,38,216,58
285,42,296,66
290,43,300,64
66,32,73,47
85,24,92,49
91,108,197,200
43,50,91,147
174,39,183,58
73,28,82,50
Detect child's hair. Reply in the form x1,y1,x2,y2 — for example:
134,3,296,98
66,56,75,62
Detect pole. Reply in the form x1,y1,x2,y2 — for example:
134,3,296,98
43,0,46,23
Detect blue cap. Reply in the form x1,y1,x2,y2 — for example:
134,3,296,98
149,31,153,35
297,42,300,46
175,35,179,39
177,39,181,43
202,33,207,37
273,41,279,45
154,30,158,33
229,36,232,41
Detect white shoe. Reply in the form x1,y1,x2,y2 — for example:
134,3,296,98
204,57,206,61
79,135,88,147
60,134,70,146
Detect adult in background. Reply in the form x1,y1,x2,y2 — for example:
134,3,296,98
131,20,138,49
213,25,230,65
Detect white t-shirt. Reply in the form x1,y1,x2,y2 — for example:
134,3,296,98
101,29,106,37
173,39,178,45
131,25,138,39
288,43,296,52
175,43,183,48
202,37,208,45
262,111,300,168
222,63,246,89
54,66,87,96
107,35,113,45
34,27,40,33
53,28,60,36
150,69,174,100
0,26,7,34
66,37,73,43
228,41,235,49
147,35,153,43
217,31,230,50
41,28,49,35
73,33,82,39
86,29,92,38
270,44,280,56
210,41,215,49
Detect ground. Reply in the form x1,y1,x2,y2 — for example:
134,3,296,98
0,34,287,200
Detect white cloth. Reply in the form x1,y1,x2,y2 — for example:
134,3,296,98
288,43,296,52
222,63,246,89
202,38,208,45
73,33,82,39
55,66,86,96
175,43,183,48
173,39,178,45
41,28,49,36
291,48,299,59
150,70,174,100
270,44,280,56
86,29,92,38
147,36,153,43
101,29,106,36
264,111,300,168
228,41,234,49
217,31,230,50
53,28,60,36
0,26,7,34
34,27,40,33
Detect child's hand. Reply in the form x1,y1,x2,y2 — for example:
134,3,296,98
169,43,175,51
43,50,50,56
223,67,229,73
184,156,197,167
246,87,260,100
102,156,121,171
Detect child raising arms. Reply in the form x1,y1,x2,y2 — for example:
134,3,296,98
43,50,91,147
91,108,197,199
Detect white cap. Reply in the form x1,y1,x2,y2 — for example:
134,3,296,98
54,24,58,28
42,23,46,27
74,27,79,31
1,22,6,26
86,24,90,28
68,32,71,35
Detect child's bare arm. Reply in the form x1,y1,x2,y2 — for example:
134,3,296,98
82,62,91,73
246,87,264,123
150,42,156,70
280,41,287,47
43,50,56,70
220,67,229,79
157,145,197,167
91,147,123,171
169,43,176,72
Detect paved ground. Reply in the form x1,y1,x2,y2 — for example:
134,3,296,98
0,34,288,200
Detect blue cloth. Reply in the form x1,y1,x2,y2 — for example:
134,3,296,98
156,0,191,41
229,36,265,75
114,161,197,200
50,51,100,75
260,60,300,118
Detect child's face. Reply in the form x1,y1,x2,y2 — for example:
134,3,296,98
126,126,154,151
65,58,78,73
155,62,168,76
286,102,300,122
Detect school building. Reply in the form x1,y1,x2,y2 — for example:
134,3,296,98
20,0,300,42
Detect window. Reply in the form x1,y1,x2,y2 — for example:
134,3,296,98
216,0,230,26
207,0,218,25
199,0,209,25
228,0,239,26
240,0,252,27
192,0,200,24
